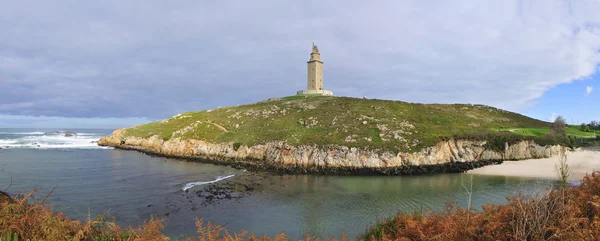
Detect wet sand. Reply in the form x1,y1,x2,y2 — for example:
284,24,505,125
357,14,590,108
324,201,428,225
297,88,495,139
468,147,600,181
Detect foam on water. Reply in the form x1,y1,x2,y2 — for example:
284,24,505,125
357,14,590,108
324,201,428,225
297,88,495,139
182,174,236,191
0,131,108,149
0,132,45,135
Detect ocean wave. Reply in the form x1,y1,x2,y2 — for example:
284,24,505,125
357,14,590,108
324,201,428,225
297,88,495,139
74,133,99,136
0,139,18,144
0,143,111,149
0,132,45,135
0,134,105,149
0,131,101,136
182,174,236,191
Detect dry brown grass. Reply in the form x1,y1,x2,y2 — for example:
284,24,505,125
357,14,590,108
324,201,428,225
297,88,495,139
0,188,168,241
365,171,600,241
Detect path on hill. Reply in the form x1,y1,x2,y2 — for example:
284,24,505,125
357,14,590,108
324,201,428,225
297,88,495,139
468,147,600,181
211,123,228,132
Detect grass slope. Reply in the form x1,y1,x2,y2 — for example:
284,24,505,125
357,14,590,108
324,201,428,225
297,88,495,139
125,96,566,152
493,126,596,138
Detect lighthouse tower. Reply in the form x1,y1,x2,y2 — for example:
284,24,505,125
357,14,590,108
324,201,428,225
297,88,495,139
297,42,333,96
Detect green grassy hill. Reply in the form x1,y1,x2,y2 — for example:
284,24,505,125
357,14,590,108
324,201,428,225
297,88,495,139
124,95,589,152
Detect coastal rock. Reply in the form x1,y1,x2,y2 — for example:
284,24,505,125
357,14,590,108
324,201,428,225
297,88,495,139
99,128,127,145
64,131,76,137
44,131,60,135
98,130,562,175
503,140,556,160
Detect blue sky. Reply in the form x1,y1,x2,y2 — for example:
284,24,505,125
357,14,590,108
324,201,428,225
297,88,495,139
1,0,600,129
525,72,599,124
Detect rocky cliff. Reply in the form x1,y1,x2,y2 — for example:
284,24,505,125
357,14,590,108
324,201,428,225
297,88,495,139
98,128,562,175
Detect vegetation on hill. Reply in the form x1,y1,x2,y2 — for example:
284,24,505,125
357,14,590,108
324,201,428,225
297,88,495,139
492,126,596,138
4,172,600,240
579,120,600,133
492,115,595,139
124,96,589,153
491,116,599,148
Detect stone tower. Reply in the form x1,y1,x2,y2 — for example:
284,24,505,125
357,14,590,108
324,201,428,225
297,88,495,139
307,42,323,90
297,42,333,96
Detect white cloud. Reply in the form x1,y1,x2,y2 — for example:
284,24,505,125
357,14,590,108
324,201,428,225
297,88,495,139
586,86,594,96
0,114,152,129
548,113,559,122
0,0,600,121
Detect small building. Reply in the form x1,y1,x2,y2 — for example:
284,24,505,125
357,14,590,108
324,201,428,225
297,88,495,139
297,42,333,96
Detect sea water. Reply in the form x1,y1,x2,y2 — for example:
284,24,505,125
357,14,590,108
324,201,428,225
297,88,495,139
0,128,556,239
0,128,107,149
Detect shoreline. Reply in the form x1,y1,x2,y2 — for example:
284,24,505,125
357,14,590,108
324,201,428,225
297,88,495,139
107,144,503,176
98,129,564,176
468,147,600,181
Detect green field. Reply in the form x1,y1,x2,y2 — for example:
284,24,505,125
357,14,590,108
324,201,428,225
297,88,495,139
492,126,597,138
124,95,571,152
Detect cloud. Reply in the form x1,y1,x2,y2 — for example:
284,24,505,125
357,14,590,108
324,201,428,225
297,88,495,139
587,86,594,96
0,114,151,129
0,0,600,120
548,113,559,122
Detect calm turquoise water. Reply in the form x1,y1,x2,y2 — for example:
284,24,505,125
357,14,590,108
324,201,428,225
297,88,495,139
0,129,556,239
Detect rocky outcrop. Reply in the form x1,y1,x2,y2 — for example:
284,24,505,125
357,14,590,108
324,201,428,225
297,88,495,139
98,128,562,175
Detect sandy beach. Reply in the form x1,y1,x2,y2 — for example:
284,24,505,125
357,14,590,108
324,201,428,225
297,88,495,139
468,147,600,181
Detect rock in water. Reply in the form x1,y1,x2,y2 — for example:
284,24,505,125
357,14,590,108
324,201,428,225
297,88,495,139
44,131,60,135
64,131,76,137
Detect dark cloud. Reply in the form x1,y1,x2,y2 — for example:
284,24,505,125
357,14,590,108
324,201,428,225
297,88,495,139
1,0,600,120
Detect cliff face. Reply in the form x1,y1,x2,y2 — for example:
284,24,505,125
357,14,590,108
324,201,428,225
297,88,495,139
98,128,562,175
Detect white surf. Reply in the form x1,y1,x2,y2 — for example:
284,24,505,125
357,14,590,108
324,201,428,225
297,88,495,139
0,131,107,149
182,174,236,191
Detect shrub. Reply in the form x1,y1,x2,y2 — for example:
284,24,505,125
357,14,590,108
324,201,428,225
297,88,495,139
0,189,168,241
364,171,600,241
551,116,567,136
